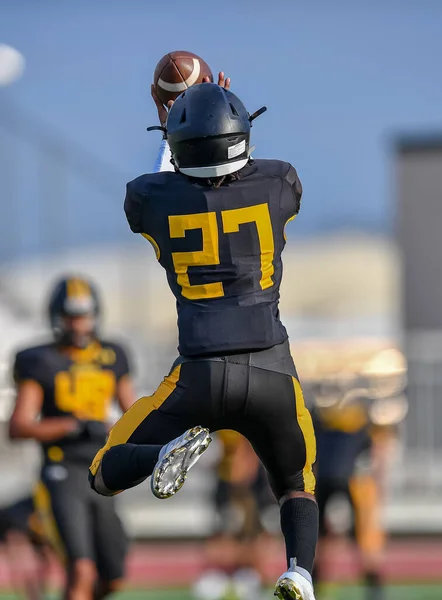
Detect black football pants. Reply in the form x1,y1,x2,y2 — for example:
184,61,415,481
90,340,316,500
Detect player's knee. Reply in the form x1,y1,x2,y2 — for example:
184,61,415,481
70,558,98,588
271,469,316,503
89,464,115,497
279,490,316,507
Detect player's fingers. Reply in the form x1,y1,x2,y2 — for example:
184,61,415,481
166,100,174,110
224,77,231,90
151,84,163,108
202,76,211,83
217,71,225,87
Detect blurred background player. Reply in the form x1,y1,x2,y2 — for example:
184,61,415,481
193,431,276,600
0,495,50,600
311,376,399,600
8,276,136,600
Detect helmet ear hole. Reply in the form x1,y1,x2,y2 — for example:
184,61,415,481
229,103,239,117
179,109,187,124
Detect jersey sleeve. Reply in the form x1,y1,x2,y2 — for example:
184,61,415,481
109,343,132,381
13,350,44,386
282,163,303,220
124,181,143,234
153,139,174,173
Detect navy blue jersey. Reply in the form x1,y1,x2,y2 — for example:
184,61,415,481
125,159,302,356
13,341,130,464
312,404,372,484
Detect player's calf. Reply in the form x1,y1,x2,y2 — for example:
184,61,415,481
274,493,318,600
151,426,212,499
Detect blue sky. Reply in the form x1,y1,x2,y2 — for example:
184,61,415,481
1,0,442,257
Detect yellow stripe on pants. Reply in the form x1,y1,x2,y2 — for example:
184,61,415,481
292,377,317,495
90,365,181,476
33,481,67,564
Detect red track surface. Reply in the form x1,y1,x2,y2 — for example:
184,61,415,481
0,539,441,588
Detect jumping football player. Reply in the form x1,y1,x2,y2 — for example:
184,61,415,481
9,276,135,600
89,83,318,600
154,73,269,600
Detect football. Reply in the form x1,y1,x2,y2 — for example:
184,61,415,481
153,50,213,106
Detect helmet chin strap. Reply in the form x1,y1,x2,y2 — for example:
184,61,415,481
147,125,167,139
248,106,267,124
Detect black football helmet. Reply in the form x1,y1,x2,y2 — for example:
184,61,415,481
148,83,266,178
48,276,100,348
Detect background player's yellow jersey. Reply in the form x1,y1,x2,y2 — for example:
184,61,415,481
13,340,130,464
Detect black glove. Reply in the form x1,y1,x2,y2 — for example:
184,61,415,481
66,419,107,442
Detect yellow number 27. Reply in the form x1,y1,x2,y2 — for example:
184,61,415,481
168,203,275,300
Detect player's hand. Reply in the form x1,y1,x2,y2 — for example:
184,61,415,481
151,84,174,127
203,71,231,89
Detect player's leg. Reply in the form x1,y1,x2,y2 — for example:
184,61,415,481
89,359,224,497
228,438,268,600
0,498,48,600
349,475,386,600
238,349,318,600
194,437,266,600
37,472,97,600
90,493,128,600
3,529,44,600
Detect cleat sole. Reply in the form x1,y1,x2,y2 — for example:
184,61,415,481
151,426,212,499
274,577,303,600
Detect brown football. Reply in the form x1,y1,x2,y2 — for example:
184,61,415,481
153,51,214,106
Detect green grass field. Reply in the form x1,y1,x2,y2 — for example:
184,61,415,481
2,586,441,600
117,587,441,600
115,587,441,600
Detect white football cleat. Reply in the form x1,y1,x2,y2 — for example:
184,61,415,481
151,426,212,499
274,563,315,600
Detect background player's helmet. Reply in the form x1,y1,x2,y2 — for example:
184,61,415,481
48,276,100,348
165,83,265,178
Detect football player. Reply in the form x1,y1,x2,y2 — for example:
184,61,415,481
89,83,318,600
312,390,394,600
9,276,135,600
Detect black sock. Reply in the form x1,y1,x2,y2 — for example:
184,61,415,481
365,571,384,600
280,497,319,576
101,443,163,492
